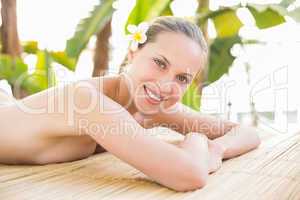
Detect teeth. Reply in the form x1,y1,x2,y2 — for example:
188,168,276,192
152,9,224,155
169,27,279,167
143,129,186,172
145,86,161,101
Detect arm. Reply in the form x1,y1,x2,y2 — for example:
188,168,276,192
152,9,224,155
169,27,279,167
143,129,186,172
151,102,238,139
17,80,209,192
213,125,261,159
151,102,261,158
82,91,208,192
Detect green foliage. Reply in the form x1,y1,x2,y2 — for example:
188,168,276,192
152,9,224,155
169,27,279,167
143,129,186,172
161,3,173,16
125,0,173,33
0,55,28,85
247,4,286,29
248,1,300,23
66,0,114,59
22,50,57,94
212,9,243,38
22,73,49,94
208,35,241,84
1,0,296,110
21,40,76,71
181,81,201,111
22,41,38,54
1,1,115,96
36,50,56,88
50,51,76,71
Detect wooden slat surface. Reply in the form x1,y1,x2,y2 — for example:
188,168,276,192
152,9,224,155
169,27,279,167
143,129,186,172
1,128,300,200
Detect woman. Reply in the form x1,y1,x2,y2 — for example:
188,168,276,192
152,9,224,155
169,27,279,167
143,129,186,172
0,16,260,192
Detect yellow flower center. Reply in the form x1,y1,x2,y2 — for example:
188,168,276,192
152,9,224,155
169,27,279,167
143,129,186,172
133,32,142,42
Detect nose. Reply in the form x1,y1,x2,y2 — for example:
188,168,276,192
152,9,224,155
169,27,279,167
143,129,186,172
159,80,173,94
159,77,181,98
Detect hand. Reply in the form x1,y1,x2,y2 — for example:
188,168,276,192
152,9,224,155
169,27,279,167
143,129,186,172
207,140,225,174
172,133,224,174
175,132,210,175
177,132,209,157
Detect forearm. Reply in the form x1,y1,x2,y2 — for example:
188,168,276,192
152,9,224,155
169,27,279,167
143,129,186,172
90,128,209,191
151,103,238,139
187,115,238,139
213,125,261,159
82,103,209,191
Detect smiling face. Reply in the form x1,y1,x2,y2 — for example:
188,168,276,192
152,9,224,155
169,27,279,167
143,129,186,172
125,31,205,114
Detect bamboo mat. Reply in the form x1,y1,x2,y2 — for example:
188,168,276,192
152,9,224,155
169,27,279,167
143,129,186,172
1,127,300,200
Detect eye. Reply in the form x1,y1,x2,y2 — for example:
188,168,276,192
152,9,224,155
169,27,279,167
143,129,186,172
176,75,190,84
153,58,167,69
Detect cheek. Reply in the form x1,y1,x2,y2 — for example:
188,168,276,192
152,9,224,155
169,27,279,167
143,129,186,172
167,83,185,103
135,59,160,80
143,59,158,73
176,86,186,101
133,56,149,70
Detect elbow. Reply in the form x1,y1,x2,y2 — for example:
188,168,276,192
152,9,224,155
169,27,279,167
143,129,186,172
184,169,208,192
253,132,261,149
172,162,209,192
174,170,208,192
240,125,262,150
250,126,261,149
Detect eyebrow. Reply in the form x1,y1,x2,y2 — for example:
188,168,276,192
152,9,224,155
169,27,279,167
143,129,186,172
182,73,193,79
158,54,194,78
158,54,171,66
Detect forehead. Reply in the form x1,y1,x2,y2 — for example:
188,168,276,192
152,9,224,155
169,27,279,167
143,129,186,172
144,32,205,75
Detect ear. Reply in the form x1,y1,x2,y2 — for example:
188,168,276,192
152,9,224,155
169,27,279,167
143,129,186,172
127,50,132,62
127,49,138,63
127,50,133,63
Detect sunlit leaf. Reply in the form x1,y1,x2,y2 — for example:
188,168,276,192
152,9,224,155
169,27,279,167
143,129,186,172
51,51,76,71
161,3,173,16
181,81,201,111
66,0,114,59
125,0,173,33
21,41,76,71
21,72,49,94
22,50,57,94
211,9,243,38
36,50,56,87
247,4,285,29
22,41,38,54
0,55,28,85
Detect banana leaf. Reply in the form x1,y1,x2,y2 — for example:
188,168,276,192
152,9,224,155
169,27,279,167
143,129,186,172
125,0,173,33
22,50,57,94
66,0,114,59
247,4,286,29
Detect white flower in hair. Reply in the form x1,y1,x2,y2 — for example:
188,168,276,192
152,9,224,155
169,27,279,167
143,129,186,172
127,22,149,51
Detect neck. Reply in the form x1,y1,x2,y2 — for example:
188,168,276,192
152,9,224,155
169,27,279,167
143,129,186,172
114,72,138,115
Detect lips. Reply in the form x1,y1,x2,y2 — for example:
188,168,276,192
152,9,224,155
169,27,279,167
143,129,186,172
143,85,163,104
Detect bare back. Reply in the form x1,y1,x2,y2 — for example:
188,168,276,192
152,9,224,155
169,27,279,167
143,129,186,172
0,75,123,164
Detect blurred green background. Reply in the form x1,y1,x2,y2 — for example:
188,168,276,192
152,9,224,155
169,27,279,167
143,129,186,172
0,0,299,128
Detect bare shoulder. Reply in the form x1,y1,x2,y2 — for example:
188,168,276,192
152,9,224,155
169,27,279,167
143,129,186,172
7,75,124,138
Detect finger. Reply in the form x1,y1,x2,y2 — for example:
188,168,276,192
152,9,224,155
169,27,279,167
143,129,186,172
184,132,208,147
181,133,209,155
